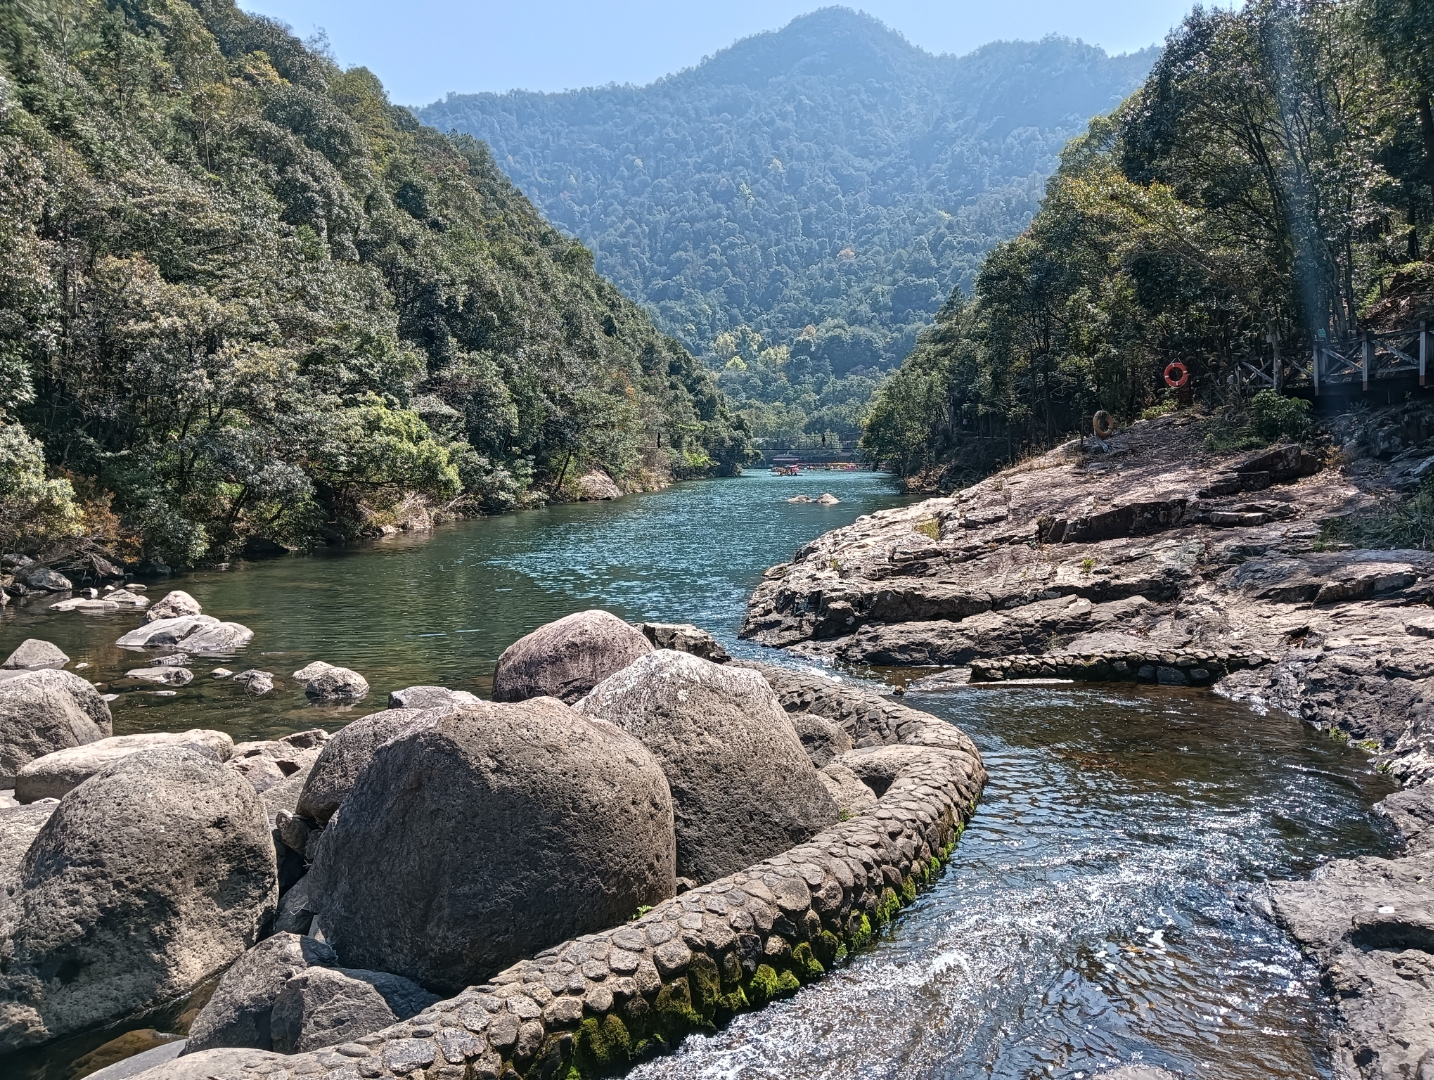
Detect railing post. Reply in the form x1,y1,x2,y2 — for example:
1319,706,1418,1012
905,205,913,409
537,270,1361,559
1312,342,1320,395
1422,321,1428,388
1362,331,1371,391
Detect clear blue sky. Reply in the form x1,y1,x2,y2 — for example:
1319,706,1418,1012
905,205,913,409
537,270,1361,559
241,1,1226,106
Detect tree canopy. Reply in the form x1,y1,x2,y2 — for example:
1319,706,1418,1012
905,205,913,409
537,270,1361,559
862,0,1434,482
417,7,1154,445
0,0,752,564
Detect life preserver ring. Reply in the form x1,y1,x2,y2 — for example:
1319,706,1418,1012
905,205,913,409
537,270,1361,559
1164,361,1189,388
1092,410,1114,439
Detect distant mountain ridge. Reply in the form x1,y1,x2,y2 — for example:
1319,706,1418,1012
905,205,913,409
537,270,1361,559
418,7,1155,438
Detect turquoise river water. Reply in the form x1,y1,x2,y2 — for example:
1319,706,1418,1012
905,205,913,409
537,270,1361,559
0,469,1399,1080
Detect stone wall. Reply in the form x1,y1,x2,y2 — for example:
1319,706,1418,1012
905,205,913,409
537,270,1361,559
215,669,986,1080
968,648,1274,687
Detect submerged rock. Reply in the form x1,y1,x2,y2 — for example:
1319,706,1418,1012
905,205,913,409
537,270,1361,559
0,669,113,785
116,615,218,649
1,639,68,670
493,608,654,704
292,661,368,703
178,622,254,656
576,649,839,883
306,697,676,992
232,669,273,695
0,747,277,1051
124,667,193,687
14,729,234,803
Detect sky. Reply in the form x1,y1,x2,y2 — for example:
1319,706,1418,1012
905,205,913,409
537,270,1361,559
240,0,1222,106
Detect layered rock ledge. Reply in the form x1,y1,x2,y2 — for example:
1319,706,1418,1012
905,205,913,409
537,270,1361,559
742,409,1434,1080
131,666,984,1080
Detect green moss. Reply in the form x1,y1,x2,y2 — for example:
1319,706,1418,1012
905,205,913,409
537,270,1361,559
791,942,825,980
714,986,749,1015
746,963,781,1006
928,855,941,876
849,912,874,948
899,875,917,905
720,951,743,988
915,518,941,541
573,1014,633,1073
653,976,709,1035
835,942,849,962
775,969,801,994
874,888,900,926
813,929,842,967
687,954,723,1017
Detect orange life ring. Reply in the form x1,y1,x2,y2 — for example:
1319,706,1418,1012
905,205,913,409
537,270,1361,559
1164,361,1189,388
1092,410,1114,439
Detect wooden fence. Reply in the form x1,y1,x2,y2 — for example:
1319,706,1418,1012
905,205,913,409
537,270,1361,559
1239,322,1431,394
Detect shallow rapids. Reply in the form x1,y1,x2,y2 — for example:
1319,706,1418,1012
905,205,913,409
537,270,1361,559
630,685,1396,1080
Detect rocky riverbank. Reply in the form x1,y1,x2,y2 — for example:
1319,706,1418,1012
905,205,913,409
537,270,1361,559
740,407,1434,1079
0,608,984,1080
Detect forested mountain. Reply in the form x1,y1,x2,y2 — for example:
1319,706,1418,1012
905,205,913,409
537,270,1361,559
863,0,1434,484
0,0,751,568
418,9,1155,443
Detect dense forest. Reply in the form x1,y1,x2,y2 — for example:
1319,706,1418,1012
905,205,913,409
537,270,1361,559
418,8,1154,445
0,0,752,568
863,0,1434,483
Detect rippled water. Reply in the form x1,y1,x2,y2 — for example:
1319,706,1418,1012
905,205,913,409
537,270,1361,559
0,470,1400,1080
0,471,912,741
631,685,1397,1080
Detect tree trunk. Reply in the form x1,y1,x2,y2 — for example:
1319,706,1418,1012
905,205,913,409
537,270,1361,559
1420,93,1434,194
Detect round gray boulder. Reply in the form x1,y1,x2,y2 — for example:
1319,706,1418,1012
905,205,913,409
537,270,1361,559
576,650,839,884
0,668,113,785
0,748,278,1051
183,932,337,1053
292,662,368,703
296,709,427,825
14,729,234,803
2,639,69,670
144,590,201,623
307,697,675,992
492,609,654,704
270,966,438,1053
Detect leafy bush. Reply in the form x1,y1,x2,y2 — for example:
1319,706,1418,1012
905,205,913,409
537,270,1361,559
1250,391,1312,443
0,424,81,552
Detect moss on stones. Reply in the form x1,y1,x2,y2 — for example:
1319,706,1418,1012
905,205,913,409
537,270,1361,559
791,942,825,981
813,928,842,967
653,976,708,1034
745,963,781,1006
874,887,901,926
574,1014,633,1073
899,875,917,905
849,912,874,947
687,953,723,1018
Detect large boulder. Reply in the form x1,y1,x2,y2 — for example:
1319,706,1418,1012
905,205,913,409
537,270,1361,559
0,801,57,898
307,697,675,992
270,966,437,1053
0,748,278,1051
21,567,72,592
123,1048,289,1080
116,615,218,649
0,669,113,785
14,730,234,803
2,639,68,670
493,609,654,704
178,623,253,656
183,933,336,1052
144,590,201,623
576,650,839,883
292,662,368,703
296,709,426,825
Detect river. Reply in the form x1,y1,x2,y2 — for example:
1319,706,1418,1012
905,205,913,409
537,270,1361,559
0,470,1398,1080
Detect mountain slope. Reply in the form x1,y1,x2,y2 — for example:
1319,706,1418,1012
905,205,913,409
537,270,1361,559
417,8,1155,440
0,0,751,567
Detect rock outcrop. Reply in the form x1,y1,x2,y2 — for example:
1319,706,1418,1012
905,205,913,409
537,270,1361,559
0,669,113,784
576,650,839,883
305,697,676,992
14,729,234,803
492,609,654,704
0,747,277,1051
573,470,622,500
2,639,68,670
